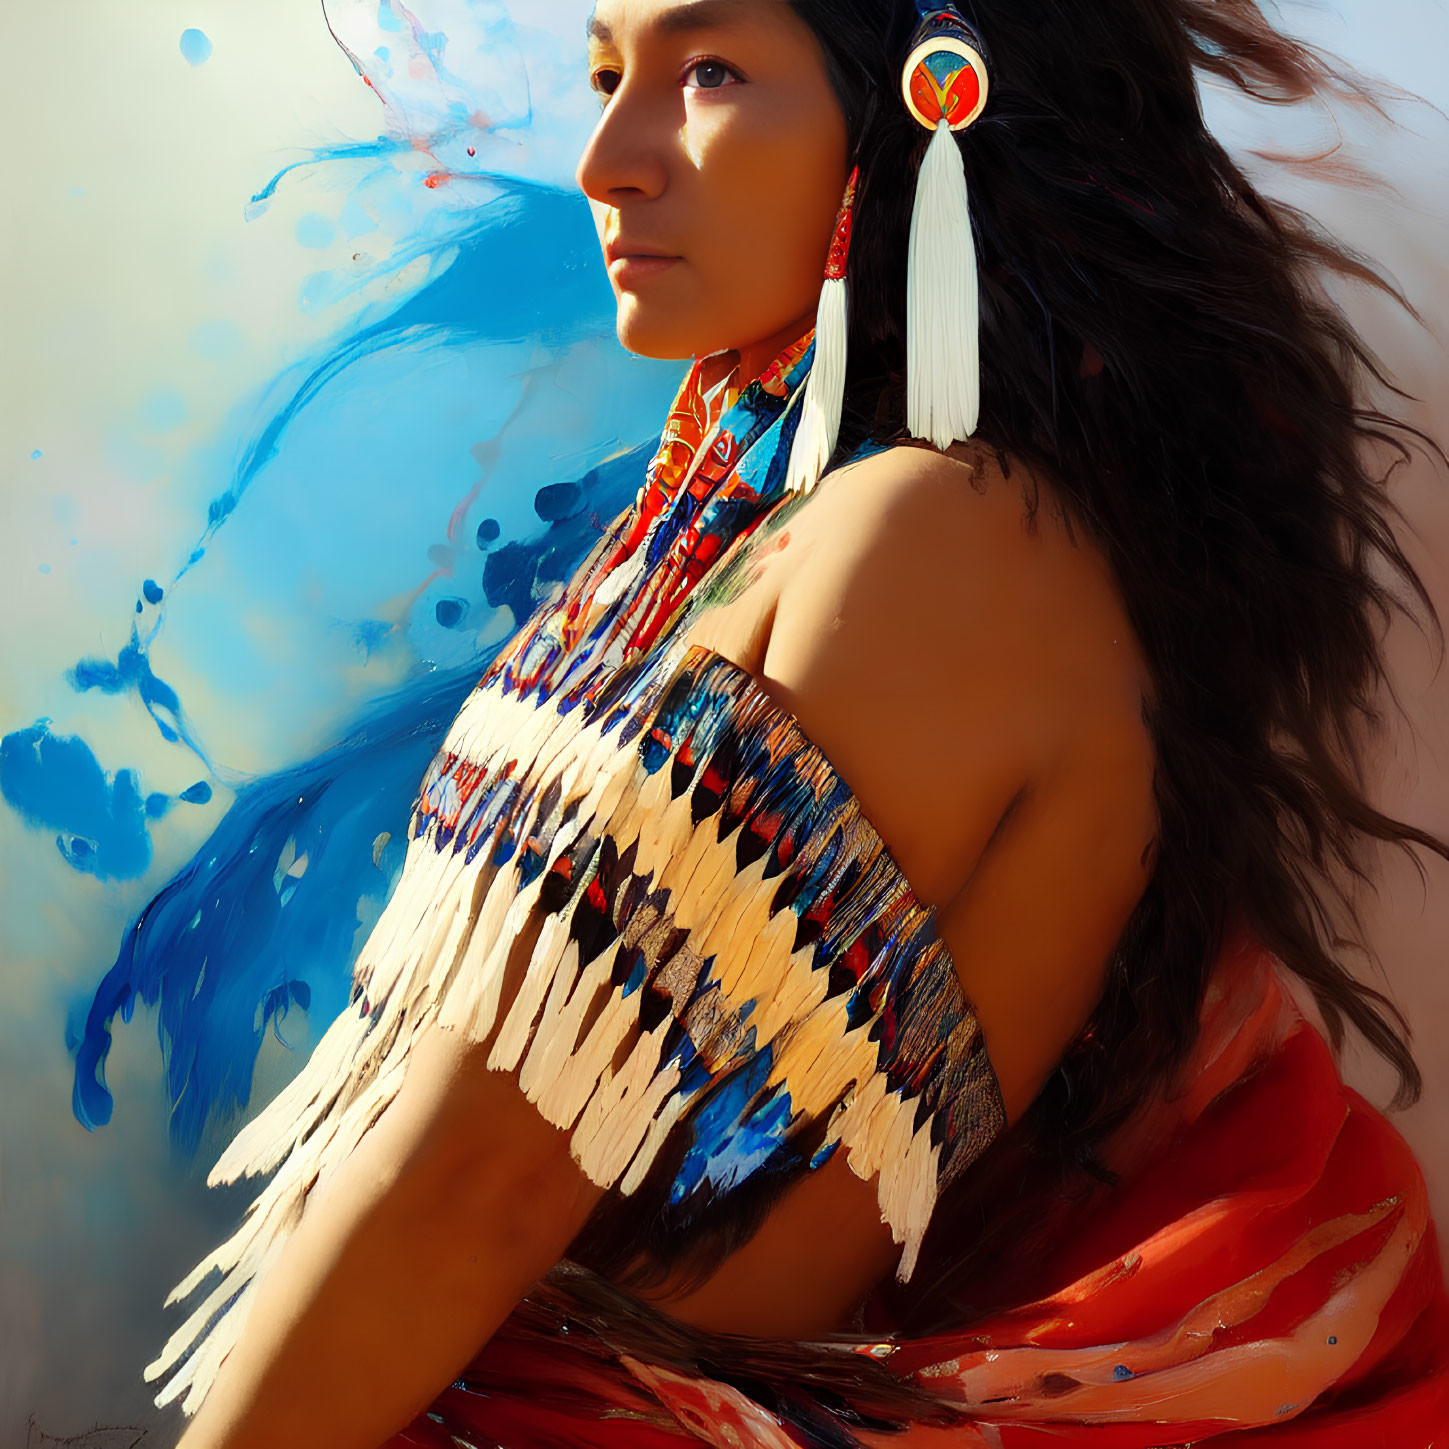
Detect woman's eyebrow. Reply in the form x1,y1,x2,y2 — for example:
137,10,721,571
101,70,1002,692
588,0,744,46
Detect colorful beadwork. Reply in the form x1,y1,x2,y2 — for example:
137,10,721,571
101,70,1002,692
824,165,859,282
901,9,990,132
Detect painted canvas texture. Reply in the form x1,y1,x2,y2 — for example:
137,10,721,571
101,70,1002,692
4,1,1449,1444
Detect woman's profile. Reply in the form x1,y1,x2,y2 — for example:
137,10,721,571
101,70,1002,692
147,0,1449,1444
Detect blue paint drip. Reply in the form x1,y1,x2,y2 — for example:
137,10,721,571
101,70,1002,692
179,28,213,66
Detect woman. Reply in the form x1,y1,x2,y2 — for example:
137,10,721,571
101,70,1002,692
153,0,1449,1444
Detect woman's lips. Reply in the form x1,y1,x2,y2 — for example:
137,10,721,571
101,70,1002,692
608,254,682,286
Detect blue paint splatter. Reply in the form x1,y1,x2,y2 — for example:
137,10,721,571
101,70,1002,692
179,781,213,804
38,563,51,575
45,110,674,1153
352,620,392,659
0,724,153,881
1113,1365,1135,1381
142,579,164,605
180,29,213,66
434,597,467,629
68,445,648,1148
67,624,210,765
534,480,584,523
31,449,42,460
476,518,500,547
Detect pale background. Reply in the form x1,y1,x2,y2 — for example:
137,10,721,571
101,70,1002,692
1,2,1446,1445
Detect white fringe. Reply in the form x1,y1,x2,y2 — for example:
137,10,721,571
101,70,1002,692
784,273,848,497
143,642,1000,1416
906,117,981,450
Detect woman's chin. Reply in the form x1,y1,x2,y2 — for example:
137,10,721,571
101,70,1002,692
614,312,701,362
613,285,743,360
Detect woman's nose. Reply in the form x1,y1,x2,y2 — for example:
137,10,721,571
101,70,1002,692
575,86,671,205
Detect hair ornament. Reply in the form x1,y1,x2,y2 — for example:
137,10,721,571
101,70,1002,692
785,164,859,496
902,4,990,450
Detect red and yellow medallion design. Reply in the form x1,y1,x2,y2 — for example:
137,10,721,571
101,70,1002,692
901,10,990,131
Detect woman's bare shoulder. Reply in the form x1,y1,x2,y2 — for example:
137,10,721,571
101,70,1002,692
760,440,1159,1118
769,437,1155,784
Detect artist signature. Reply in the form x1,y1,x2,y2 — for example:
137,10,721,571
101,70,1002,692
24,1419,151,1449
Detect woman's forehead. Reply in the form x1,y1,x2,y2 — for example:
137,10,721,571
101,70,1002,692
587,0,790,47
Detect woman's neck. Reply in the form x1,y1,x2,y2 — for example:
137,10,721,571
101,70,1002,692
703,311,818,402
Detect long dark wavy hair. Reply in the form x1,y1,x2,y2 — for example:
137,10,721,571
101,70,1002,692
762,0,1449,1330
570,0,1448,1340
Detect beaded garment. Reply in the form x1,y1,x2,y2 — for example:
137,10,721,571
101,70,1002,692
146,331,1008,1415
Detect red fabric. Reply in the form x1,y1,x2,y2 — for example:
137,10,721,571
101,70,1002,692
387,931,1449,1446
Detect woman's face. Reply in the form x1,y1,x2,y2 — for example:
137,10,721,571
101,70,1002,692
578,0,850,375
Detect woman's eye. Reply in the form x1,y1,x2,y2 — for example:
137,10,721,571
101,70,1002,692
590,68,621,101
683,58,741,91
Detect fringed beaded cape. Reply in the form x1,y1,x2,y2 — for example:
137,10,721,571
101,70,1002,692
145,331,1009,1415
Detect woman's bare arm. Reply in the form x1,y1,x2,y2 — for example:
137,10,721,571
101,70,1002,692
176,1022,604,1449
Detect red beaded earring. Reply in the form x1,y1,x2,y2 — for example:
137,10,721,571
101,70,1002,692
785,165,859,497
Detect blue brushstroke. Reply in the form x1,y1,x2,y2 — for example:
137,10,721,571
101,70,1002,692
43,166,616,800
179,29,213,66
68,670,460,1147
69,444,650,1150
246,140,411,210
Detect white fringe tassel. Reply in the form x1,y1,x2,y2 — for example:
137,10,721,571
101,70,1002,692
906,117,980,450
784,272,848,497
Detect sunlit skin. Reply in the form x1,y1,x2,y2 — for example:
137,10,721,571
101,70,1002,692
577,0,850,383
172,5,1158,1446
